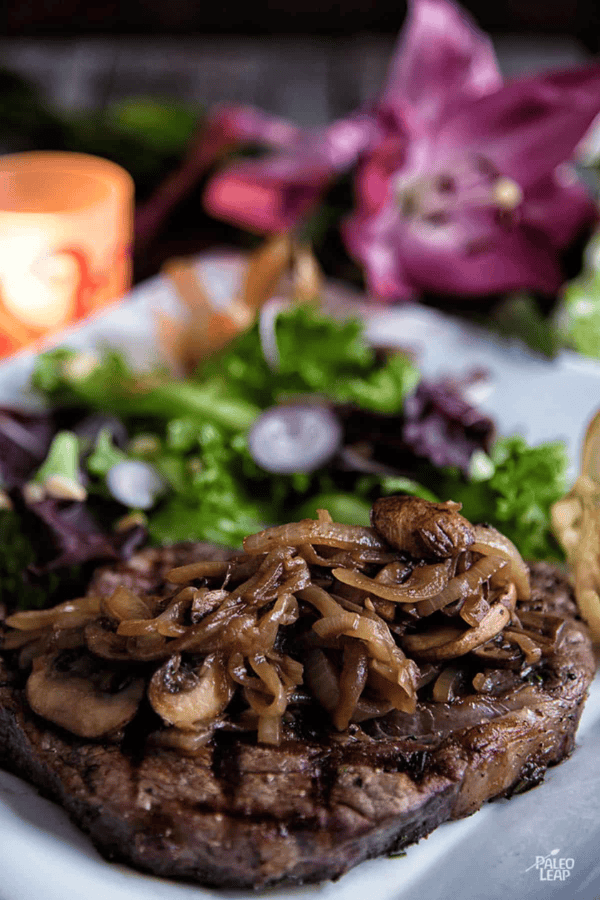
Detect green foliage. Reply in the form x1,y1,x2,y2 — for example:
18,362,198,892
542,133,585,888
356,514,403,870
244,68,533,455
489,293,560,358
0,69,200,200
87,429,128,477
0,510,46,609
558,269,600,359
200,303,419,413
32,349,259,432
438,436,568,560
30,306,566,559
0,510,83,611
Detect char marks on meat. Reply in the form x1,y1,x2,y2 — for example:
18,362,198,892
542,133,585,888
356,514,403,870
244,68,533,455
0,542,594,889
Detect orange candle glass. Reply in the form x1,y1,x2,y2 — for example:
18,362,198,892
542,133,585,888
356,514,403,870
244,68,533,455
0,152,133,357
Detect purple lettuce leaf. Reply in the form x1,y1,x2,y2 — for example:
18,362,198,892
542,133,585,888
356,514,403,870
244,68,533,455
0,408,56,489
27,499,146,574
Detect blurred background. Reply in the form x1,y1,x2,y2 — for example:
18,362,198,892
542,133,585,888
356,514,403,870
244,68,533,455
0,0,598,281
1,0,599,42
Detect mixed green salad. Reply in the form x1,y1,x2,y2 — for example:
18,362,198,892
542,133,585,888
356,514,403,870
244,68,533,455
0,304,568,611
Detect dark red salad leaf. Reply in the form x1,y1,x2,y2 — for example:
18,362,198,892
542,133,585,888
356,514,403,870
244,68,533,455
337,375,494,479
402,378,494,474
0,408,56,488
27,500,146,573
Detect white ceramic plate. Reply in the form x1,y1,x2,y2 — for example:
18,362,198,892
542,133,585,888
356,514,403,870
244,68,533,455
1,257,599,900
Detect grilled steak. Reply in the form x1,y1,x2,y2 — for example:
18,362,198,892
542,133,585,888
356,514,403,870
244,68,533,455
0,550,595,890
85,541,231,600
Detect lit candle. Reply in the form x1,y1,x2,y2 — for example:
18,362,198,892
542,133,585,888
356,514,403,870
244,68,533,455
0,152,133,356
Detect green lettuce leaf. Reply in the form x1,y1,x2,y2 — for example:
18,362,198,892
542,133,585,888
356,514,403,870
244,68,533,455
199,303,418,413
438,436,568,560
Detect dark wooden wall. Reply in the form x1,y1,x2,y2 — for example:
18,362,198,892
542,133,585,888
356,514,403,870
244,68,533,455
2,0,599,48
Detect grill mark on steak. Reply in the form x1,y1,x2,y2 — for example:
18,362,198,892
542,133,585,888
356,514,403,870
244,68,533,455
211,729,243,805
0,551,596,889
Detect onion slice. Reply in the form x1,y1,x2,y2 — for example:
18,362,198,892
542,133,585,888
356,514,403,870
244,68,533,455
243,520,389,555
403,603,511,660
471,524,530,600
432,664,462,702
165,561,230,584
6,596,101,632
332,561,451,603
335,641,369,731
415,554,507,617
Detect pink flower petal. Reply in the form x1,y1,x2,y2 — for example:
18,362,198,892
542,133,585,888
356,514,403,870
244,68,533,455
436,63,600,188
381,0,501,134
211,105,300,148
346,200,565,299
398,225,564,296
204,161,328,233
353,131,409,216
524,169,597,249
343,209,416,301
205,114,379,233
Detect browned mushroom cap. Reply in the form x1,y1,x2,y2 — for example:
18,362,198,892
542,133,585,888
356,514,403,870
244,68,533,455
26,650,144,738
370,495,474,558
148,653,234,731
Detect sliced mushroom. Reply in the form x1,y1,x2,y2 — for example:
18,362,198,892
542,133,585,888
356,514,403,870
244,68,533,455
371,495,474,558
470,639,523,669
85,620,133,660
148,653,234,731
26,650,144,738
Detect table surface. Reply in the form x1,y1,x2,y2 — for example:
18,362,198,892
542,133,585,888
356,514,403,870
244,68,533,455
0,33,590,125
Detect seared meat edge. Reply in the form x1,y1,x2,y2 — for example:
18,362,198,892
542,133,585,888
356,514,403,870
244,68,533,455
0,557,595,889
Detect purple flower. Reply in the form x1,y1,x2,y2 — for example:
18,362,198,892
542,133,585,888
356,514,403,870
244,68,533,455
203,112,378,233
203,0,600,301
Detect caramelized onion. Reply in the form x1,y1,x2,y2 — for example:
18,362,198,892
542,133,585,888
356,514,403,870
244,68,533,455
404,603,510,660
165,560,230,584
432,664,462,702
304,649,339,713
471,524,530,600
332,561,452,603
243,520,389,555
311,606,406,668
415,554,507,617
2,497,556,749
257,715,283,745
3,627,49,650
247,656,287,717
116,590,197,639
502,629,543,664
298,543,395,568
459,593,491,626
367,668,416,714
375,561,414,584
102,586,155,623
335,641,369,731
6,596,101,632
